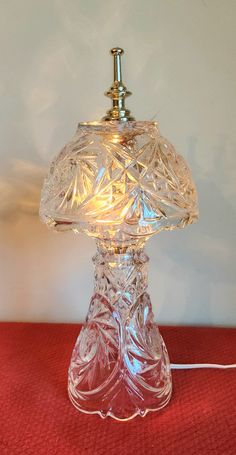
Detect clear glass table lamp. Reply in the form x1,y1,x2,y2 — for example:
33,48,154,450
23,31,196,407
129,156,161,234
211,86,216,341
40,48,198,421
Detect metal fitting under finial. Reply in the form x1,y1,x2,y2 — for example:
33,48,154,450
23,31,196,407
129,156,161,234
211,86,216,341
103,48,135,122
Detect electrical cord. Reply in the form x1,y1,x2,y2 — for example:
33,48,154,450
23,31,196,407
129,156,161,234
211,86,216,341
171,363,236,370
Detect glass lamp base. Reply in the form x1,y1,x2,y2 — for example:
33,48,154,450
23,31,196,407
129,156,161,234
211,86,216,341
68,246,172,421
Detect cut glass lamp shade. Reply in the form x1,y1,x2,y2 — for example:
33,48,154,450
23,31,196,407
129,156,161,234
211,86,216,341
39,48,198,421
40,121,198,245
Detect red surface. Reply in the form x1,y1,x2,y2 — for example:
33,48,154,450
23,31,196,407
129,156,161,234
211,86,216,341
0,323,236,455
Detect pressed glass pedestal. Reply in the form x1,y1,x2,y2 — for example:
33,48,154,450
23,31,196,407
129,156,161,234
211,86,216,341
68,246,172,420
40,120,198,420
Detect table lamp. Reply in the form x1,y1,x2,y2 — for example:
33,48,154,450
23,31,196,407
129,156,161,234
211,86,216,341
40,48,198,421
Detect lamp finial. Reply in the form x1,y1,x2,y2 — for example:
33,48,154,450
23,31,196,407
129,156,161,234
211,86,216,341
103,47,135,122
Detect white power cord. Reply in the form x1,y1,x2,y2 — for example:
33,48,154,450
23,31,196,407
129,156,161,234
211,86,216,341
171,363,236,370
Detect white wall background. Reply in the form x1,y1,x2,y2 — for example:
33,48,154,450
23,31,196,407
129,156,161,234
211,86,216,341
0,0,235,326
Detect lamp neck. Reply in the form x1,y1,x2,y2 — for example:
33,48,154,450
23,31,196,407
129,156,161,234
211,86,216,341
92,246,148,315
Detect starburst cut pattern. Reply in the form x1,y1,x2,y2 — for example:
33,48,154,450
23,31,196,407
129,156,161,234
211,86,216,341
68,249,172,421
40,121,198,246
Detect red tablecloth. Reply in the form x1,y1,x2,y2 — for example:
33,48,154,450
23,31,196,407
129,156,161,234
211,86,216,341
0,323,235,455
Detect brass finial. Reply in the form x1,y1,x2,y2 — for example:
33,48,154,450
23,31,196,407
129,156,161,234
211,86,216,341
103,47,135,122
